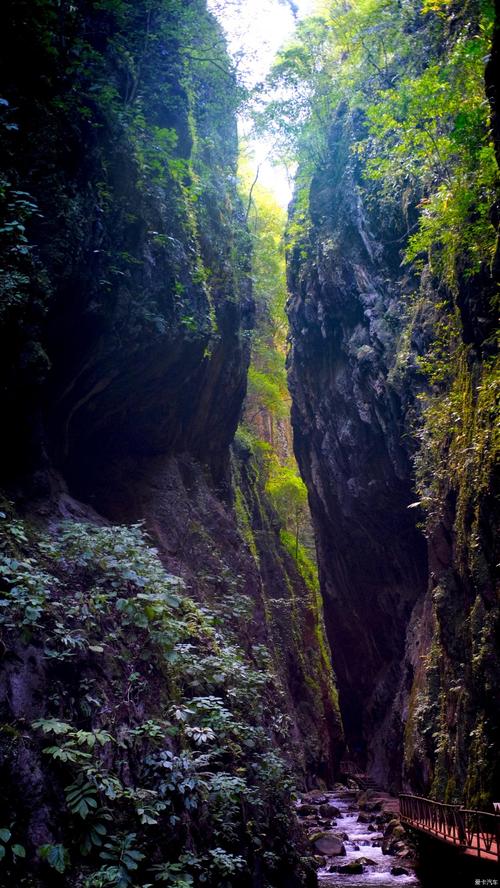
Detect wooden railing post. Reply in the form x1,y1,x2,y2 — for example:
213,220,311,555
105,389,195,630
456,807,465,848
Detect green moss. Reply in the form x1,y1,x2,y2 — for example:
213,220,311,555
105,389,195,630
234,484,259,563
279,529,318,594
416,334,499,564
403,679,421,772
279,530,340,718
231,441,342,773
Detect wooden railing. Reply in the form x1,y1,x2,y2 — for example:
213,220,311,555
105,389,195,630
400,794,500,863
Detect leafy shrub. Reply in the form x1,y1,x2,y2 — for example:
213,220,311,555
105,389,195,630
0,514,309,886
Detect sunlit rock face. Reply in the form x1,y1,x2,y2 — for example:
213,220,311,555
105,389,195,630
287,108,429,790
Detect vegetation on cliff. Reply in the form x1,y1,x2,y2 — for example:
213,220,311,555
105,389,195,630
261,0,497,283
263,0,499,802
0,1,344,886
233,156,341,777
0,509,320,887
1,0,499,885
237,156,314,559
0,0,251,482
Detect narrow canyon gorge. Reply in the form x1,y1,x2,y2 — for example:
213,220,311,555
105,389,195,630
0,0,498,886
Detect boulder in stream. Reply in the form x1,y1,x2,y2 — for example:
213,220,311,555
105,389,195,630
391,866,410,877
302,791,329,805
338,861,364,874
297,804,316,816
382,821,407,854
365,800,383,813
357,790,374,809
310,831,346,856
319,802,342,818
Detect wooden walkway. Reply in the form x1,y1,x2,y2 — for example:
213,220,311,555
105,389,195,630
339,760,379,792
400,794,500,865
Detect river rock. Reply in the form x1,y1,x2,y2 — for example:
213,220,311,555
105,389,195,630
319,802,342,818
310,831,346,856
302,792,329,805
297,804,316,816
391,866,410,876
365,800,383,812
357,811,372,823
357,790,374,809
382,821,407,854
384,818,401,835
382,819,402,851
338,861,364,874
358,857,377,865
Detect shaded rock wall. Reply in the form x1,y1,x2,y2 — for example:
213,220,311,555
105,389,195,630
80,442,343,780
288,15,500,796
0,0,341,813
287,110,429,788
0,0,252,491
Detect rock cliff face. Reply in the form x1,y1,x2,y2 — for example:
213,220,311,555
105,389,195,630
287,18,499,799
0,2,341,883
0,0,342,760
287,109,429,787
0,0,252,491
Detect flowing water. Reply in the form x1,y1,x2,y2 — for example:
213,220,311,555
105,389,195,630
304,789,422,888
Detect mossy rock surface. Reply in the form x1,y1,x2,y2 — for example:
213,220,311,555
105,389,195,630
338,861,364,874
310,831,346,856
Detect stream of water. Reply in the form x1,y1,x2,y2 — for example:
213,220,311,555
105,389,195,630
304,789,422,888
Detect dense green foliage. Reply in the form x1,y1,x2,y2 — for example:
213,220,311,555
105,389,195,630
0,511,315,887
239,157,289,427
238,159,315,560
259,0,498,284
